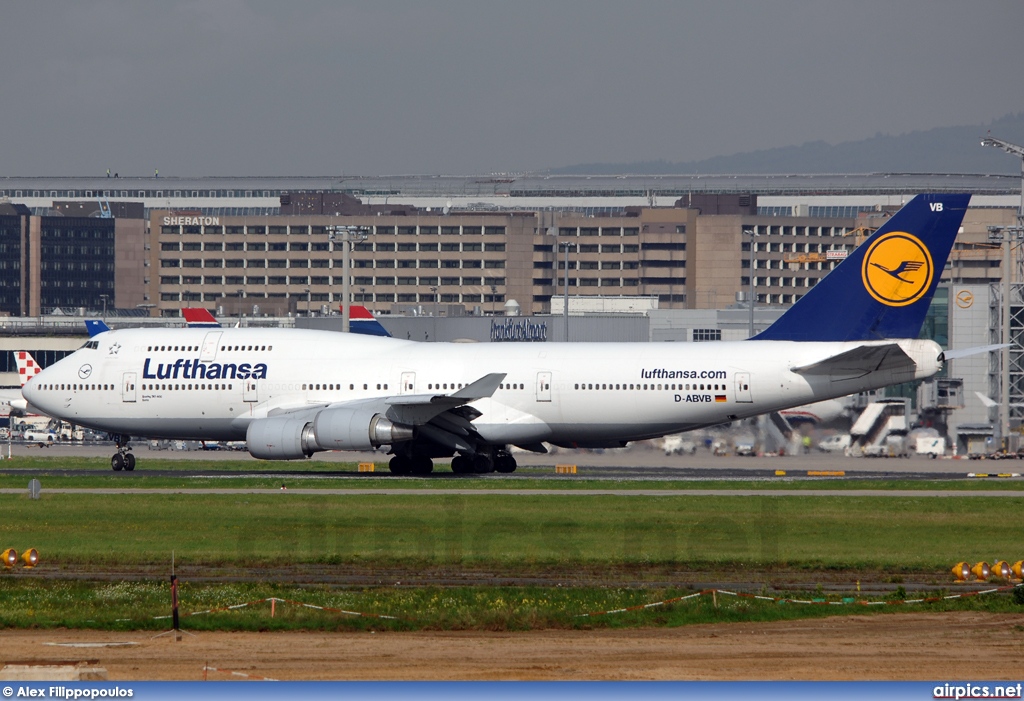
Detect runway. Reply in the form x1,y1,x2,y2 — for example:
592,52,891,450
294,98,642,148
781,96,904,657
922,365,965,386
2,487,1023,496
1,441,1021,481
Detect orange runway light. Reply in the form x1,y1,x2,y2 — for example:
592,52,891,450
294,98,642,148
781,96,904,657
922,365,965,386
1012,560,1024,580
2,548,17,568
20,548,38,568
951,562,971,581
971,561,991,581
992,560,1013,580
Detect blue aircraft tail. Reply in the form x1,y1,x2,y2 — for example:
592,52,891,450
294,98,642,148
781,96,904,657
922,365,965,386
754,193,970,342
85,319,110,337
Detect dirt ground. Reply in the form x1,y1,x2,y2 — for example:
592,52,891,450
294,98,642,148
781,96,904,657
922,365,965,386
3,612,1023,681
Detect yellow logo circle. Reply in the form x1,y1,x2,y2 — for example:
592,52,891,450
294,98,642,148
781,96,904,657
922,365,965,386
956,290,974,309
861,231,934,307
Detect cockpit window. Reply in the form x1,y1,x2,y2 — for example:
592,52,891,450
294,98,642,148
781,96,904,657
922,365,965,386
79,341,99,350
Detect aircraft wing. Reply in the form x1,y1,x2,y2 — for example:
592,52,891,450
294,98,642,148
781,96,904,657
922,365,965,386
262,372,506,426
791,343,915,380
251,372,508,456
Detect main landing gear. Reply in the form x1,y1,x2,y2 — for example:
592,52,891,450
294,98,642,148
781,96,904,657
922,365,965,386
110,434,135,472
450,448,517,474
388,454,434,475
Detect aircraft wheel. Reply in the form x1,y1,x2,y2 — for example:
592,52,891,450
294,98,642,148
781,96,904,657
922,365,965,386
495,454,517,473
124,453,136,471
450,455,471,474
389,455,411,475
410,456,434,475
472,454,494,474
111,454,124,471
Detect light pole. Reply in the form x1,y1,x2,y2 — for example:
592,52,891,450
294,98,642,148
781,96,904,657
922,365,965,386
559,241,576,342
326,225,369,332
303,287,310,317
490,285,497,316
430,285,438,341
99,294,109,319
743,228,758,338
981,136,1024,445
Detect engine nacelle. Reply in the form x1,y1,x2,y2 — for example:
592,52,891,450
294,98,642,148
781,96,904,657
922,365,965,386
246,409,414,460
246,416,318,460
313,406,413,451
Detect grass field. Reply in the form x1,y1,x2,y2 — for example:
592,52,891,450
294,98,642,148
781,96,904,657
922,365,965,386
1,579,1020,632
2,491,1023,570
3,456,1024,631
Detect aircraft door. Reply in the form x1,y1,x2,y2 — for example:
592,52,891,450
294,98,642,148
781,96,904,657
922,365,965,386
400,372,416,395
200,332,222,362
243,378,258,403
735,372,752,403
536,371,552,402
122,372,137,403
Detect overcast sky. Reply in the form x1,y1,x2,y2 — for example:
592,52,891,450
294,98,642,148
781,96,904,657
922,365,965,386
3,1,1022,177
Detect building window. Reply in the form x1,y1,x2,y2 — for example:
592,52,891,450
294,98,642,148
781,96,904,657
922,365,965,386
693,329,721,342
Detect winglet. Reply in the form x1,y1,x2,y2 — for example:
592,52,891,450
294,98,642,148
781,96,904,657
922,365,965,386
85,319,110,337
755,193,970,341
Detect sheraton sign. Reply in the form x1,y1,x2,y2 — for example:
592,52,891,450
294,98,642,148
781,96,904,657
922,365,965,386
162,216,220,226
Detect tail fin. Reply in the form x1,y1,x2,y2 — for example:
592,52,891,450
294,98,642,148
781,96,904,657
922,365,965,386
755,193,970,341
85,319,110,337
15,352,42,387
342,305,392,337
182,308,221,328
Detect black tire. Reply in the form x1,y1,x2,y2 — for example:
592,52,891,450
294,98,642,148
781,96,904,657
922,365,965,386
495,454,517,473
124,453,136,471
410,456,434,475
450,455,471,474
389,455,411,475
473,455,494,474
111,454,124,471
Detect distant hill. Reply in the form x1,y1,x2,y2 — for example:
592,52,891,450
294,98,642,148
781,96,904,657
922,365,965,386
549,112,1024,175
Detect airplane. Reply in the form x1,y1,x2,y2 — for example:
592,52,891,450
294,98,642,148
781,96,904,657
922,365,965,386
23,193,971,474
0,352,44,416
183,306,392,337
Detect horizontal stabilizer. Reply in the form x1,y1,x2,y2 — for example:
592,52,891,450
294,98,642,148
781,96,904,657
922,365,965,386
941,343,1010,360
791,343,914,380
975,391,1024,409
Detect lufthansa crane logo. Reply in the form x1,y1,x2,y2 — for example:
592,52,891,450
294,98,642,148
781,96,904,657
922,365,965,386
861,231,934,307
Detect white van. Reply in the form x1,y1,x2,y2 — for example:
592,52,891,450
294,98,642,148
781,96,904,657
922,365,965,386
817,434,851,453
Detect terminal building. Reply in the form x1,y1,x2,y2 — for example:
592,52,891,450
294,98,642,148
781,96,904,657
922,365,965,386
0,173,1021,447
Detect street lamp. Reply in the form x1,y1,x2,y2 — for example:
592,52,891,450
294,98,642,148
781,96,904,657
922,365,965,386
559,241,576,342
303,287,311,317
326,225,369,332
743,228,759,338
99,294,109,319
490,285,497,316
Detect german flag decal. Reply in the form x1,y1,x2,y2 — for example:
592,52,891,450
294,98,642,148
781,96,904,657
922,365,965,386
715,395,727,403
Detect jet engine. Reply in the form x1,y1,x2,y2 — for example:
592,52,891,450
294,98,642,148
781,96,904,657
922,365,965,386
313,406,413,451
246,408,413,460
246,416,317,460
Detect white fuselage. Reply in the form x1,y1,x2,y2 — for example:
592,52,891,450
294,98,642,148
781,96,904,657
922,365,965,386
23,328,943,449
